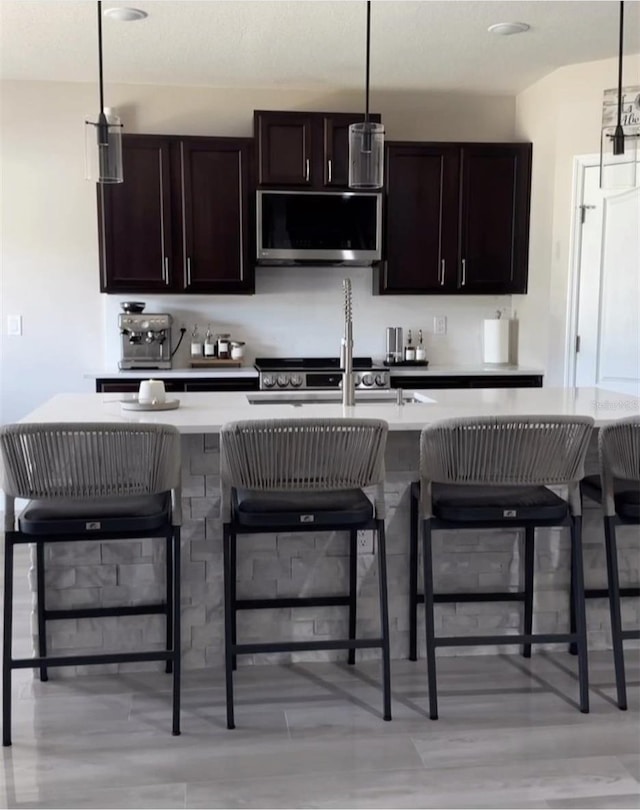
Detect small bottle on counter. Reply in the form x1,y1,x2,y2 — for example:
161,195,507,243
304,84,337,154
416,329,426,362
404,329,416,362
190,324,203,357
216,333,231,360
204,326,216,357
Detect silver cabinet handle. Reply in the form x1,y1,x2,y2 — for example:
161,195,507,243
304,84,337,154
186,257,192,286
163,257,169,285
461,258,467,287
305,158,310,182
327,159,332,183
440,259,445,286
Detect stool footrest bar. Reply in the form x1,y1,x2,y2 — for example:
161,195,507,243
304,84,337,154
234,639,383,655
44,605,167,620
235,596,350,610
11,651,174,669
434,632,577,648
621,630,640,641
417,591,526,605
585,587,640,599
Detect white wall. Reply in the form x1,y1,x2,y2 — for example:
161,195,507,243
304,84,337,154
1,80,517,422
514,53,640,386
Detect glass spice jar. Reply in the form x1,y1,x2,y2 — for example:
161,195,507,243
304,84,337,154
216,333,231,359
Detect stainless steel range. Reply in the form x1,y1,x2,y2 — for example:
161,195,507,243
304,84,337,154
254,357,390,391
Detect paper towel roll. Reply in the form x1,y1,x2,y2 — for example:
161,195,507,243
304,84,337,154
483,319,510,364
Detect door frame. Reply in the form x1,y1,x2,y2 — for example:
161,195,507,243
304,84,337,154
564,153,601,388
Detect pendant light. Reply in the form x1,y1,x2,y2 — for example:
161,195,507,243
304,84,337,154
348,1,384,189
599,1,639,189
85,1,123,183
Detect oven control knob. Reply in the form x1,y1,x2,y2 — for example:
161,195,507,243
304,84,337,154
262,374,276,389
277,374,290,388
354,374,362,387
290,374,303,388
361,373,374,387
375,374,387,387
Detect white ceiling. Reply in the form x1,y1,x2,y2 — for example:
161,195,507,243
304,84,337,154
1,0,639,95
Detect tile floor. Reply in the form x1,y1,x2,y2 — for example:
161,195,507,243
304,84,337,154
1,546,639,809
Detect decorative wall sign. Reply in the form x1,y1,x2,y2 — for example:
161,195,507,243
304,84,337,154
602,85,640,128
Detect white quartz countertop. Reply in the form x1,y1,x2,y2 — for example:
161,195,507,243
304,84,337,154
388,364,544,376
86,368,258,379
86,364,543,380
20,387,639,432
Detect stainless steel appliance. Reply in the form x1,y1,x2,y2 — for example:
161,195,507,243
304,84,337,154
119,313,173,370
256,190,382,265
255,357,390,391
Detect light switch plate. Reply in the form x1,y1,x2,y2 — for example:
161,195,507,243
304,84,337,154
7,315,22,336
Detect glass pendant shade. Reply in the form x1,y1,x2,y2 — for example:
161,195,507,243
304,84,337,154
85,109,123,183
600,125,639,189
348,121,384,189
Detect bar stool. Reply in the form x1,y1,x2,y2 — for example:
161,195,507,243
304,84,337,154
409,414,594,719
573,415,640,710
1,422,182,746
220,417,391,729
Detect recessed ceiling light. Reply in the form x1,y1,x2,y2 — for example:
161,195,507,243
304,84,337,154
488,22,530,36
104,7,148,22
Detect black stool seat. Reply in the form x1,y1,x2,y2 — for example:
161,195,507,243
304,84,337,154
19,494,172,535
582,475,640,519
432,484,568,522
232,488,373,528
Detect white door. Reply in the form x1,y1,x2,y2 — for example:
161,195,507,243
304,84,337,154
573,164,640,396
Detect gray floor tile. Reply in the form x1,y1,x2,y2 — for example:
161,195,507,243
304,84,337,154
546,795,640,809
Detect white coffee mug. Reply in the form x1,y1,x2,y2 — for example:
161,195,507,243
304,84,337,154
138,379,166,404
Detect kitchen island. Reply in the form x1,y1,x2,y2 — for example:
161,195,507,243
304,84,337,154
15,387,640,674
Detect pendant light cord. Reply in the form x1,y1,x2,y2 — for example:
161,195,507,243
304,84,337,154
365,0,371,124
616,0,624,129
97,0,105,114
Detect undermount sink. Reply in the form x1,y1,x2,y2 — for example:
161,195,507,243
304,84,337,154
246,390,435,406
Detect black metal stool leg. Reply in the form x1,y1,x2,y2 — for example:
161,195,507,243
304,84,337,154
604,515,627,710
523,527,535,658
376,520,392,721
165,534,174,675
171,527,181,736
231,532,237,672
409,484,419,661
3,534,14,746
571,516,589,713
35,541,48,682
569,553,578,656
223,524,236,730
422,519,438,720
348,530,357,666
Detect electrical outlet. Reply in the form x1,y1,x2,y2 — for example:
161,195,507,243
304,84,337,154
433,316,447,335
357,530,374,554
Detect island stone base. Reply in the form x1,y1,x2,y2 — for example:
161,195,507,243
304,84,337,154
27,432,640,676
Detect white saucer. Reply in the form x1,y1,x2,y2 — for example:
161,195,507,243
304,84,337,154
120,398,180,412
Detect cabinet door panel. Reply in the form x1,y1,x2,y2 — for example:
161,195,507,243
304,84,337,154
256,112,313,186
99,136,172,292
458,145,531,293
181,139,253,293
381,144,459,293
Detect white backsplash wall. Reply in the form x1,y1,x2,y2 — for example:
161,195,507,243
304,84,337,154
104,267,513,370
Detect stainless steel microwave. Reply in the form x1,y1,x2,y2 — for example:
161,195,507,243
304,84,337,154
256,190,382,265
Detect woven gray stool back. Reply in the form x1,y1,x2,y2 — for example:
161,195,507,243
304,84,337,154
412,414,595,720
220,417,391,730
0,422,182,746
598,415,640,516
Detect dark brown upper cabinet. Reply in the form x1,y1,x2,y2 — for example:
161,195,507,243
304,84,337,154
98,136,173,293
254,110,382,189
99,134,254,294
378,141,531,295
